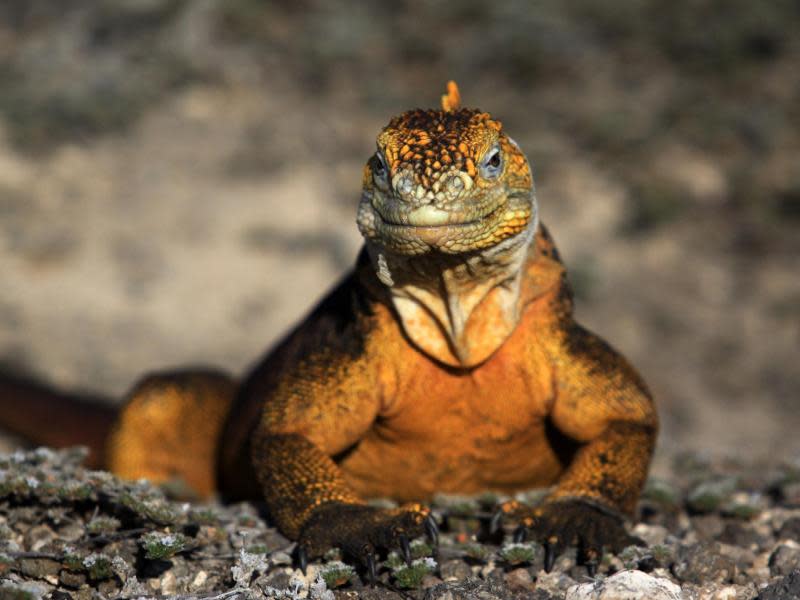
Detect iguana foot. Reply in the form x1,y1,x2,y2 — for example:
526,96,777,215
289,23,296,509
491,498,642,575
295,502,438,580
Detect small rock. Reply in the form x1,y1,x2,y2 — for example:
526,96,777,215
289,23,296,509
57,522,86,543
17,558,61,579
696,584,740,600
717,543,756,573
781,483,800,507
778,517,800,541
439,560,471,582
565,569,681,600
631,523,669,547
692,514,725,540
769,542,800,576
23,524,56,551
504,568,535,592
423,578,505,600
161,571,178,596
756,569,800,600
536,570,578,594
673,543,735,583
420,574,443,589
189,570,208,590
59,570,87,589
717,521,768,549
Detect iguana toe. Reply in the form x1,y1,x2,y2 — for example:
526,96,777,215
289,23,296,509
296,502,433,577
494,498,642,574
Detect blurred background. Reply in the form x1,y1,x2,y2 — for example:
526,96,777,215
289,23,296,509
0,0,798,469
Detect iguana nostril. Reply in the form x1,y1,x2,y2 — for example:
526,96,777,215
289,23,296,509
446,172,472,197
393,173,414,197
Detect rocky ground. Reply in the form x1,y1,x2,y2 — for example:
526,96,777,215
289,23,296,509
2,448,800,599
1,1,799,463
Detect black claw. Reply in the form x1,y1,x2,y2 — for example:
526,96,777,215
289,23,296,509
586,561,597,578
490,510,503,535
544,544,556,572
366,553,377,585
296,546,308,575
399,534,412,565
425,514,439,547
513,525,527,544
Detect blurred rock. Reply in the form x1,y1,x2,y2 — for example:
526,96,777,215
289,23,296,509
565,569,681,600
672,543,735,584
769,542,800,576
756,569,800,600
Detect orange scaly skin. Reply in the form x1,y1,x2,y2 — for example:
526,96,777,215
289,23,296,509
3,82,657,573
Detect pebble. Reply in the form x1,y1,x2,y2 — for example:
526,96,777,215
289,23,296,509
756,569,800,600
777,516,800,541
439,560,472,582
672,542,736,583
504,567,535,591
631,523,669,546
565,569,681,600
768,541,800,576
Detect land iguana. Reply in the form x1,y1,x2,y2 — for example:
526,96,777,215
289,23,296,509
0,82,657,576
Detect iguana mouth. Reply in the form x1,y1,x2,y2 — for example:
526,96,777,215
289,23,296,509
374,202,504,228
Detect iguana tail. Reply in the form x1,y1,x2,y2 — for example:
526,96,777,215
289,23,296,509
0,372,115,468
0,369,238,498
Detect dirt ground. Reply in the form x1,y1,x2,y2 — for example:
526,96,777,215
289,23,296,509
0,1,798,470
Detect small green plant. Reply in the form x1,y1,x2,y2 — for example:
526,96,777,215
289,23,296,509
83,553,113,580
87,516,122,535
462,543,491,563
499,542,538,566
618,545,642,570
121,493,182,525
237,514,258,527
410,539,433,559
62,547,84,572
642,478,680,508
651,544,674,566
392,557,437,589
318,560,355,589
57,481,92,501
246,544,269,555
384,539,435,569
189,508,219,526
140,531,189,560
384,551,405,570
687,477,738,513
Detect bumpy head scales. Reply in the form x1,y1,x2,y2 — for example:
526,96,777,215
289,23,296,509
357,82,536,256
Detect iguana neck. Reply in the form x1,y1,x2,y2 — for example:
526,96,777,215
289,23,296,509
366,224,538,368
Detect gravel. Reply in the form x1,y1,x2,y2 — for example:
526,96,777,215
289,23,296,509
1,447,800,599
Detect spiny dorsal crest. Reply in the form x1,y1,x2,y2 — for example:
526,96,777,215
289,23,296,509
441,81,461,112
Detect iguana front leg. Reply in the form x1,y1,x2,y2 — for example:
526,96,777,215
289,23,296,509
252,432,436,573
246,272,435,573
494,322,657,572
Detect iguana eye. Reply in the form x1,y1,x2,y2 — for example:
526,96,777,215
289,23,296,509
372,152,390,190
479,146,503,180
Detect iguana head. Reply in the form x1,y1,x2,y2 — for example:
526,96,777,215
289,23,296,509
357,81,537,257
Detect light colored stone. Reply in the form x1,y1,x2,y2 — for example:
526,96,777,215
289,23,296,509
565,569,681,600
